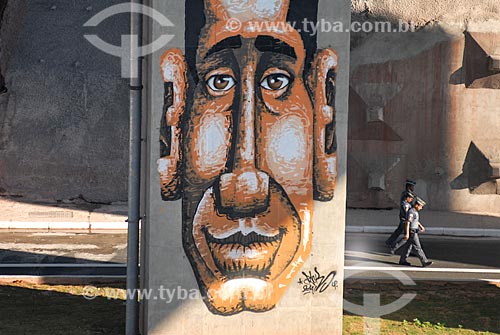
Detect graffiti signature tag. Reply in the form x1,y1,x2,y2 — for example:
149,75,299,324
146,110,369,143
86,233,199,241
298,267,338,295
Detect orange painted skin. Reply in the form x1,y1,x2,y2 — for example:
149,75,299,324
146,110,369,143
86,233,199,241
159,0,338,315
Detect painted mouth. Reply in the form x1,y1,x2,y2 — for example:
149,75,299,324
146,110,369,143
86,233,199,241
203,227,286,278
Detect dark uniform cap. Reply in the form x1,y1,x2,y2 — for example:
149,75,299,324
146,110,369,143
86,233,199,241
405,191,416,199
405,179,417,186
416,197,426,206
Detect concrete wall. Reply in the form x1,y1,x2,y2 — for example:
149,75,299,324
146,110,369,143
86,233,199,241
348,1,500,214
0,0,497,216
351,0,500,28
0,0,129,203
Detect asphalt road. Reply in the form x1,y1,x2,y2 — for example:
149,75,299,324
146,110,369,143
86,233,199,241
0,232,127,276
345,233,500,281
0,232,499,281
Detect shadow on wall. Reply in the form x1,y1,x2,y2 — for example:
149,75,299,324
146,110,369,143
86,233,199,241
451,142,499,195
348,17,500,212
0,0,129,205
347,22,456,210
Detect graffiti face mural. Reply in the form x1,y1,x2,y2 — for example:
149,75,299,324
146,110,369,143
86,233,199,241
158,0,338,315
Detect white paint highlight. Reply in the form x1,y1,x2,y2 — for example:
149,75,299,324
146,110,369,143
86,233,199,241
301,209,311,251
228,247,266,259
156,158,170,173
239,171,259,193
217,278,271,301
221,0,285,20
195,113,230,174
268,115,308,179
210,225,279,239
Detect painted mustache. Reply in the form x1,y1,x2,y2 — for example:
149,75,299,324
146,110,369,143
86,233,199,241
203,227,286,278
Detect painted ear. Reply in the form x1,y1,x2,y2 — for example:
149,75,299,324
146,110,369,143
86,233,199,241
158,49,188,201
308,49,338,201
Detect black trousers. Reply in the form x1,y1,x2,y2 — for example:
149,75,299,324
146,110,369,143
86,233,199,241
386,220,405,247
400,230,429,265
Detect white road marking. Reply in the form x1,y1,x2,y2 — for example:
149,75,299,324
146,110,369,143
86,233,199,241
0,263,125,268
346,266,500,273
0,243,99,250
0,275,125,279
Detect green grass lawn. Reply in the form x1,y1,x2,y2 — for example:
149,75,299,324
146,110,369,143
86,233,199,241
0,280,498,334
344,281,500,335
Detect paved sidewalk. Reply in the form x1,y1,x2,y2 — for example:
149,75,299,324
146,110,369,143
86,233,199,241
0,198,127,231
347,208,500,237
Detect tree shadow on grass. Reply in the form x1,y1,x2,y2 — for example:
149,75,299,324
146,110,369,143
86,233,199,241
345,280,500,334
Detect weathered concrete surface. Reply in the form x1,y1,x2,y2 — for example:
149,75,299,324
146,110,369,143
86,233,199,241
348,4,500,214
0,0,26,72
350,24,462,70
0,0,129,203
0,0,27,149
351,0,500,28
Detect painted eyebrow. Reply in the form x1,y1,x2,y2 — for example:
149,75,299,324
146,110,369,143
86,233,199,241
255,35,297,59
204,35,242,59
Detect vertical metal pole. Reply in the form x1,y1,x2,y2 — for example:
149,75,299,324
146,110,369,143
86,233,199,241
126,1,143,334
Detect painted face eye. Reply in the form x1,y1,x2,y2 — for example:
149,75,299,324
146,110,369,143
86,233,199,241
207,75,236,92
261,74,290,91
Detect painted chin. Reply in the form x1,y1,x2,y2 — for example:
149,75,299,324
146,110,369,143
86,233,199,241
192,183,302,281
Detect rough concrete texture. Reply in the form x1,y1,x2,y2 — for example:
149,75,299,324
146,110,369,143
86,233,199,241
350,23,463,70
0,0,129,203
0,0,26,71
0,0,26,149
351,0,500,28
348,0,500,214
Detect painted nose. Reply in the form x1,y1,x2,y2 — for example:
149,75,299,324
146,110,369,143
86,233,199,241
216,67,270,217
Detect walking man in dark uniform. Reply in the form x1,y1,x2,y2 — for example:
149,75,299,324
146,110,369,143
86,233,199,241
400,179,417,204
386,191,415,253
399,197,433,267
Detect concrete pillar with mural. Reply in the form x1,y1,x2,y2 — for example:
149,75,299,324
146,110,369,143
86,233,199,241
142,0,350,333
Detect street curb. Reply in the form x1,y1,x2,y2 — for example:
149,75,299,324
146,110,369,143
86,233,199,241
0,221,127,231
0,276,126,285
346,226,500,237
1,222,499,237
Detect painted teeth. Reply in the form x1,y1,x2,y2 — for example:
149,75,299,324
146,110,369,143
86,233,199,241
204,229,283,247
204,228,285,276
